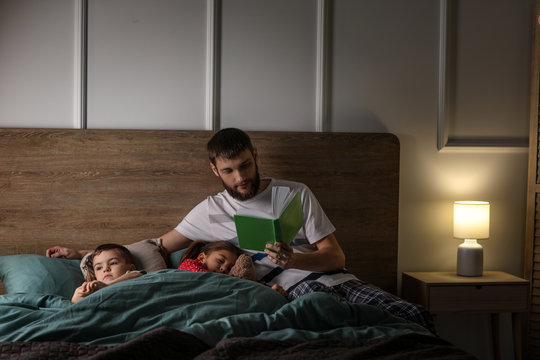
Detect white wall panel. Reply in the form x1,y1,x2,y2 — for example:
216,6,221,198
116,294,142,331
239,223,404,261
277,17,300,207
449,0,529,139
0,0,78,128
330,0,437,133
220,0,317,131
86,0,206,129
0,1,534,358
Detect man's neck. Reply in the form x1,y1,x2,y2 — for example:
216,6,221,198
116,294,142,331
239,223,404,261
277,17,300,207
256,178,271,195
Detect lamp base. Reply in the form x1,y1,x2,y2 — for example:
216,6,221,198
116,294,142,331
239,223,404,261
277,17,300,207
457,239,483,277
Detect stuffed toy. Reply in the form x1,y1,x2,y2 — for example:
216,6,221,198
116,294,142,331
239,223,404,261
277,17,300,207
228,253,257,281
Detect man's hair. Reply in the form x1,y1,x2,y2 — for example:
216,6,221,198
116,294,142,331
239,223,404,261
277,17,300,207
207,128,254,166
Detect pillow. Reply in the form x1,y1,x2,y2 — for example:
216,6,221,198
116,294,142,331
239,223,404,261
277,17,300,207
0,254,84,298
80,238,168,277
125,238,169,271
168,248,187,268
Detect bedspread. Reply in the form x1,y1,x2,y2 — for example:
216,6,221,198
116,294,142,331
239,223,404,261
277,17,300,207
0,270,478,359
0,270,429,344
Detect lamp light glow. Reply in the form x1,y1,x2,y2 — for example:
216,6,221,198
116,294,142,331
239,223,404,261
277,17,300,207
453,201,490,277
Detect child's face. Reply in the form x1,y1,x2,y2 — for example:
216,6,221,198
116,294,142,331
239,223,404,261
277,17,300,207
198,250,238,274
92,249,135,284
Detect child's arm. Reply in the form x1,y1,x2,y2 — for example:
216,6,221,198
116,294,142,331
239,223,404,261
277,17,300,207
271,284,288,298
104,271,144,286
71,272,144,303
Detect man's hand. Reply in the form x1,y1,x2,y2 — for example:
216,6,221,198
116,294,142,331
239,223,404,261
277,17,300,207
265,233,345,273
265,242,294,269
46,246,88,259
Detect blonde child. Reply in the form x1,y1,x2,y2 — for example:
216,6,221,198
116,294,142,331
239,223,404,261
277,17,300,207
71,244,144,303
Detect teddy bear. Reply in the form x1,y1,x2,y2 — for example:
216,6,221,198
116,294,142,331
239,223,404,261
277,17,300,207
229,254,288,298
228,253,257,281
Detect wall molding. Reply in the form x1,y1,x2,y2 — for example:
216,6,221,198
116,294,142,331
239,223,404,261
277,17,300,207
74,0,88,129
437,0,528,152
436,0,448,150
205,0,221,131
315,0,331,132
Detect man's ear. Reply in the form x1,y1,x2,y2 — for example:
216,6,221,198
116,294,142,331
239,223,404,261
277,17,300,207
252,148,258,162
210,162,219,177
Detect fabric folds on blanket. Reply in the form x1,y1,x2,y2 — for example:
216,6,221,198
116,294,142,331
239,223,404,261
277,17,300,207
196,332,478,360
0,327,477,360
0,270,433,348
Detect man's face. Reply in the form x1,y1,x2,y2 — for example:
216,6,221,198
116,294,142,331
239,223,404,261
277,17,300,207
211,148,260,201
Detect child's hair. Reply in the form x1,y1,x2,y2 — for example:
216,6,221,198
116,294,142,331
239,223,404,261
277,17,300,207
180,240,241,262
85,244,134,281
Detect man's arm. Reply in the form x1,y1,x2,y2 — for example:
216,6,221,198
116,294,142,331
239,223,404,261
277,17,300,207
46,246,92,259
46,228,193,259
265,232,345,272
159,229,193,254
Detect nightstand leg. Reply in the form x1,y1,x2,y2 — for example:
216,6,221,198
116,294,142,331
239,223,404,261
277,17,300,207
512,312,523,360
491,313,501,360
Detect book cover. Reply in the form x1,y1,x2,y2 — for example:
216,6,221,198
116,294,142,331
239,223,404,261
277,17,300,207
234,187,304,251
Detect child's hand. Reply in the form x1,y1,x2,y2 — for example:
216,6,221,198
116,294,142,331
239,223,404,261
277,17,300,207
71,281,101,303
271,284,288,299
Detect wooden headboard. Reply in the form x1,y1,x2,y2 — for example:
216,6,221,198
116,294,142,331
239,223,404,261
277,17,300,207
0,129,400,293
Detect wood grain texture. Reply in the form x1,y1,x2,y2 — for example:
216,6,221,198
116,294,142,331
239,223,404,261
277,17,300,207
0,129,399,293
526,4,540,357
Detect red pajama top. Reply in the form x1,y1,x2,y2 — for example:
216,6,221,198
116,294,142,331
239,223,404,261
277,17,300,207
178,258,208,273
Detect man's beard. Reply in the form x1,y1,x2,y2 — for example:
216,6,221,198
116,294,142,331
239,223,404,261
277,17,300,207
221,167,261,201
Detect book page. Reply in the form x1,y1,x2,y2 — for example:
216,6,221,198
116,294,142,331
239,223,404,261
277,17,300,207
236,207,272,219
272,186,293,217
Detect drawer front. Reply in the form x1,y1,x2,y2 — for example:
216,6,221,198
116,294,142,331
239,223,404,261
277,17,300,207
429,285,528,313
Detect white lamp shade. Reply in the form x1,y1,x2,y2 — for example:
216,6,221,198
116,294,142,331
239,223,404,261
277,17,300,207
453,201,490,239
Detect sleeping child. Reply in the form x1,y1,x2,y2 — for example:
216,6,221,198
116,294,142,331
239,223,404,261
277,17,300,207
178,240,241,274
71,243,144,303
178,240,287,297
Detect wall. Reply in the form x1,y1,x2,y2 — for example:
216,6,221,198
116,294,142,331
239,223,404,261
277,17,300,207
0,0,535,358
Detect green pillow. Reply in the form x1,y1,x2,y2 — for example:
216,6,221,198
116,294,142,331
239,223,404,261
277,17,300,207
0,254,84,298
168,248,186,268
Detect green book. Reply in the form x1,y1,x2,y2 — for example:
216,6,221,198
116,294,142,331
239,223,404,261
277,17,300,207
234,187,304,251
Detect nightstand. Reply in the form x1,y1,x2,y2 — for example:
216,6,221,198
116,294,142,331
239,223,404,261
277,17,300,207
402,271,529,360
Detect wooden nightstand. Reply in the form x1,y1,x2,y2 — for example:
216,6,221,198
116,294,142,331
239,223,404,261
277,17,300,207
402,271,529,360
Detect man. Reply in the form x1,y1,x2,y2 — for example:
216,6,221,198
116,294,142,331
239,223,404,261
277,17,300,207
47,128,434,332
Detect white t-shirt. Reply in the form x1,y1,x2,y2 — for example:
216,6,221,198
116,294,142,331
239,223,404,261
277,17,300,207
175,178,357,290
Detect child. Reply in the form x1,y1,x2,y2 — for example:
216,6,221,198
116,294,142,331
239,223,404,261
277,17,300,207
71,244,144,303
179,240,288,297
178,240,240,274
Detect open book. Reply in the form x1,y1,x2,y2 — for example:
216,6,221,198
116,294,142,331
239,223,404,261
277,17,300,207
234,186,304,251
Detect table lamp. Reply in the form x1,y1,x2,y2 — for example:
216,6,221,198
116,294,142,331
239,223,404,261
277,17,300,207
453,201,490,276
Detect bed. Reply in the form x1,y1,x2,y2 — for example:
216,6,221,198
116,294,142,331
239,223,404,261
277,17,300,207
0,129,475,359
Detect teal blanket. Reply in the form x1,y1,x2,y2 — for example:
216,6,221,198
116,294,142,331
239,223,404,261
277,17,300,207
0,270,431,346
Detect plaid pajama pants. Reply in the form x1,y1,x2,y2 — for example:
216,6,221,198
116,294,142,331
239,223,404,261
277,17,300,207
288,279,436,334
